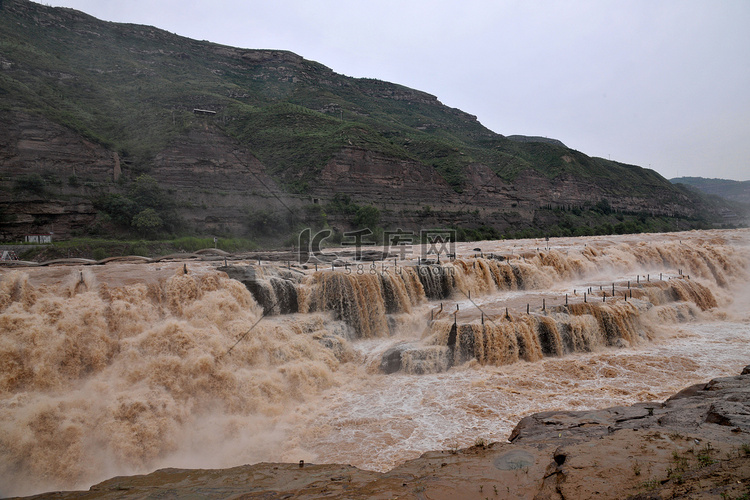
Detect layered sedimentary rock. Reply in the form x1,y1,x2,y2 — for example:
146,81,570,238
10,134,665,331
0,111,303,240
0,111,114,238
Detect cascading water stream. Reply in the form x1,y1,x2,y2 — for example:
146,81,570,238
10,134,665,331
223,236,741,374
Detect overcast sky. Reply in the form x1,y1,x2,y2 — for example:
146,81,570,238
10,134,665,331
41,0,750,181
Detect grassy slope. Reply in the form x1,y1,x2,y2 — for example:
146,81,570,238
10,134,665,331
672,177,750,204
0,0,693,203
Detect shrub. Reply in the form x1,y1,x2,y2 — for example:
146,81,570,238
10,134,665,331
95,194,139,226
130,241,150,256
92,247,107,260
354,205,380,229
132,208,163,236
14,173,47,195
129,174,168,210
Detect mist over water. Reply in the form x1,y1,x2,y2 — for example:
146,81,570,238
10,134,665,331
0,230,748,496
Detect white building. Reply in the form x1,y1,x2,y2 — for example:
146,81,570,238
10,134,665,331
25,234,52,244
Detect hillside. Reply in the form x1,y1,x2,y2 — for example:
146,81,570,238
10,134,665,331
671,177,750,205
506,135,567,148
0,0,740,247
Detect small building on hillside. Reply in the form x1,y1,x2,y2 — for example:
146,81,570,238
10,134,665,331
25,234,52,244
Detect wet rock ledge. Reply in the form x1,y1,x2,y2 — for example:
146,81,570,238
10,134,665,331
23,367,750,499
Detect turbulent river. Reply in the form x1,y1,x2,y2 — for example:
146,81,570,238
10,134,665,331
1,229,748,496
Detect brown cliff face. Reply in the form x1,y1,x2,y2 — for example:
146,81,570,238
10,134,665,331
0,112,299,241
153,127,279,193
0,111,115,182
0,117,704,243
313,147,457,204
0,111,115,240
150,125,294,235
305,146,700,234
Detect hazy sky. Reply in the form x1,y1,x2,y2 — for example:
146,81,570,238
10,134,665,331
41,0,750,181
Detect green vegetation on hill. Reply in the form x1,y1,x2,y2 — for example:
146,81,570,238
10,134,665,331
0,0,742,248
671,177,750,205
94,174,182,236
0,0,691,197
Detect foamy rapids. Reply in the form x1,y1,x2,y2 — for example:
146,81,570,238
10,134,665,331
1,229,749,496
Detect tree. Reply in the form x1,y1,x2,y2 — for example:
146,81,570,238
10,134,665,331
131,208,163,236
129,174,166,210
97,194,138,225
354,205,380,229
594,198,612,215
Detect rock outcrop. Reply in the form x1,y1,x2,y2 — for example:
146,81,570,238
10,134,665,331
0,110,306,240
0,110,113,239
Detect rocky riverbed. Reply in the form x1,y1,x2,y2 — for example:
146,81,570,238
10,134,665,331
19,366,750,499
